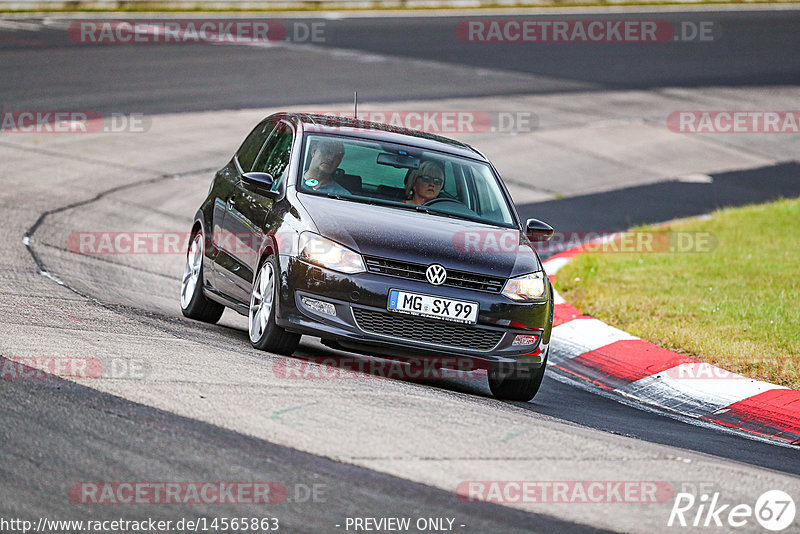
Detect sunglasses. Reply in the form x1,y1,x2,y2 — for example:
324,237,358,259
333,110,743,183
417,174,444,186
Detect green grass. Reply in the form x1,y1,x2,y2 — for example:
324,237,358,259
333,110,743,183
554,198,800,389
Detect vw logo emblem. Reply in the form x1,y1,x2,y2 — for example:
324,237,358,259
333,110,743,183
426,264,447,286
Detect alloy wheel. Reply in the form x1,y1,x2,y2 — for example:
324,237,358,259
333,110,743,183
180,233,203,309
249,261,275,343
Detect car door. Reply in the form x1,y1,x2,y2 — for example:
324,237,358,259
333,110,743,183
222,120,295,304
212,118,274,301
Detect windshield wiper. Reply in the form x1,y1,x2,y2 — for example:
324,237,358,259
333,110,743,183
321,193,489,224
415,206,467,222
404,202,469,222
324,193,397,209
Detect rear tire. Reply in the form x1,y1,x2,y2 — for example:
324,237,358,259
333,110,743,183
488,350,548,401
180,229,225,324
249,255,300,355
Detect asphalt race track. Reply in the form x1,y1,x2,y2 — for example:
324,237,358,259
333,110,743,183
1,7,799,533
1,10,799,114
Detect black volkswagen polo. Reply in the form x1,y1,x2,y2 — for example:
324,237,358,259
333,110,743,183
181,113,555,401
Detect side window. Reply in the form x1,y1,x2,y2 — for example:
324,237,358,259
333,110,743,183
236,120,272,172
253,122,294,189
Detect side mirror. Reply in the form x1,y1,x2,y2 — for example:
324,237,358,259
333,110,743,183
525,218,554,242
242,172,278,198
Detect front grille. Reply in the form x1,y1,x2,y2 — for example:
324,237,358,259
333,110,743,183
352,308,504,351
363,255,505,293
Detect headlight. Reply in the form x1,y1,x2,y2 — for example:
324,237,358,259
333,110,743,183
502,271,547,301
298,233,365,274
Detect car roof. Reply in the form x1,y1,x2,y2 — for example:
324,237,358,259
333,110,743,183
276,112,488,162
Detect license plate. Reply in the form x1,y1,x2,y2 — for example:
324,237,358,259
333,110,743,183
387,289,478,325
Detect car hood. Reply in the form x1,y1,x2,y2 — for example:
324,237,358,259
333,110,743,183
298,194,541,279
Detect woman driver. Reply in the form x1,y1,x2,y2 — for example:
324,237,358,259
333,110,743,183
404,161,445,205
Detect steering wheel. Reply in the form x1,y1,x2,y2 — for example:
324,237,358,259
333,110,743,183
423,197,466,208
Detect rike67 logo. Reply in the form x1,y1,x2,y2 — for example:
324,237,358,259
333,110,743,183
668,489,796,531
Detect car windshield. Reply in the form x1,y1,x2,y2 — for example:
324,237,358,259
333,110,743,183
297,134,516,227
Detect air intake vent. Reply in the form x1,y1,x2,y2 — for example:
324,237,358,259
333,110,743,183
352,308,503,351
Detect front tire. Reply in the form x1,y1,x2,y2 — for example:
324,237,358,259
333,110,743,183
249,255,300,355
488,350,548,401
180,229,224,324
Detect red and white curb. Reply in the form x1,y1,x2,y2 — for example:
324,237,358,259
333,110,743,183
542,245,800,447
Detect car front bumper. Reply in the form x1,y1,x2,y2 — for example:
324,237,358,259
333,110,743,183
274,255,552,366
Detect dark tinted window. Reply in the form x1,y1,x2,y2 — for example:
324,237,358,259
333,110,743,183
253,122,293,189
236,119,272,172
